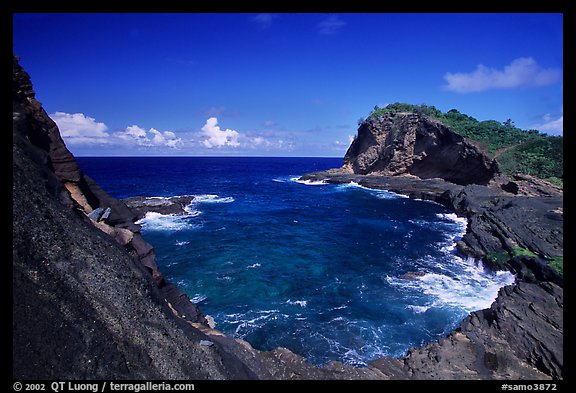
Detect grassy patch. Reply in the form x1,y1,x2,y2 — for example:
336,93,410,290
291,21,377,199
485,250,511,268
548,256,563,275
511,246,539,258
545,177,563,188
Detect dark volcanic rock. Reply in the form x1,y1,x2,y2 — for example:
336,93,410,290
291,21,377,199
508,256,563,287
13,127,257,379
387,281,563,380
344,113,500,185
13,57,82,183
450,185,563,260
124,195,194,221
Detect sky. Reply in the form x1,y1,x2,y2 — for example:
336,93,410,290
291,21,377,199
13,13,563,157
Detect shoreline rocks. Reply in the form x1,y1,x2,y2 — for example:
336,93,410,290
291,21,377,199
123,195,194,221
299,169,563,268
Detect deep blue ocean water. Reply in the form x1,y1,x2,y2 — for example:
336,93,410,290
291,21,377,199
77,157,514,367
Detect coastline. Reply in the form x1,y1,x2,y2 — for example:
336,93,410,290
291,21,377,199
13,55,562,380
297,169,563,378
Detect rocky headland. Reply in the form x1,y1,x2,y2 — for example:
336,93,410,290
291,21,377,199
301,112,563,379
13,56,562,380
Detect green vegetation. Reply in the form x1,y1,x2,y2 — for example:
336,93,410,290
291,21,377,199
485,250,511,268
367,103,563,183
485,247,563,276
548,256,563,275
511,246,539,259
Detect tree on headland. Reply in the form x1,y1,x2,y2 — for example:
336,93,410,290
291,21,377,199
503,118,515,128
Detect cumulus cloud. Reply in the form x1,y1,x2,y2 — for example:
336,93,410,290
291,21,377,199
116,125,182,148
50,112,110,144
443,57,561,93
149,128,182,148
201,117,240,148
530,113,563,136
317,14,346,35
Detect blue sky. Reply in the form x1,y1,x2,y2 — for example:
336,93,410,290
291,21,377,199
13,13,563,157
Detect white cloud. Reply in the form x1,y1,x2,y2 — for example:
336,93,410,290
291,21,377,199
252,13,277,29
443,57,561,93
530,113,563,135
50,112,110,144
201,117,240,148
252,136,266,146
116,125,182,148
317,15,346,35
122,125,149,144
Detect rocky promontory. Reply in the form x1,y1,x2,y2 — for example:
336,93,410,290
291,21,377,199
13,55,562,381
344,112,500,185
301,111,563,379
123,195,195,221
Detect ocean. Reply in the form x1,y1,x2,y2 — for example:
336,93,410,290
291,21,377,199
77,157,515,367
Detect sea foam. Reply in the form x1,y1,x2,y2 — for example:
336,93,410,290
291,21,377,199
388,256,515,313
136,212,196,231
192,194,235,203
336,181,408,199
291,177,328,186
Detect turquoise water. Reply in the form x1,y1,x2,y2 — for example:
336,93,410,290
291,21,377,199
77,157,515,366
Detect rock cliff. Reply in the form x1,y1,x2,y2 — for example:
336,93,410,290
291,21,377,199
344,113,500,185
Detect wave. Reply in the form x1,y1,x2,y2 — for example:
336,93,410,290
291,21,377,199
192,194,235,204
136,212,198,231
436,213,468,238
407,305,431,314
137,193,235,232
286,299,308,308
175,240,190,246
247,263,261,269
190,294,207,304
220,309,288,337
291,177,328,186
387,257,515,313
336,181,408,199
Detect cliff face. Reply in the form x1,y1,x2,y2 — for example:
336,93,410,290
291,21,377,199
13,56,251,379
344,113,500,185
